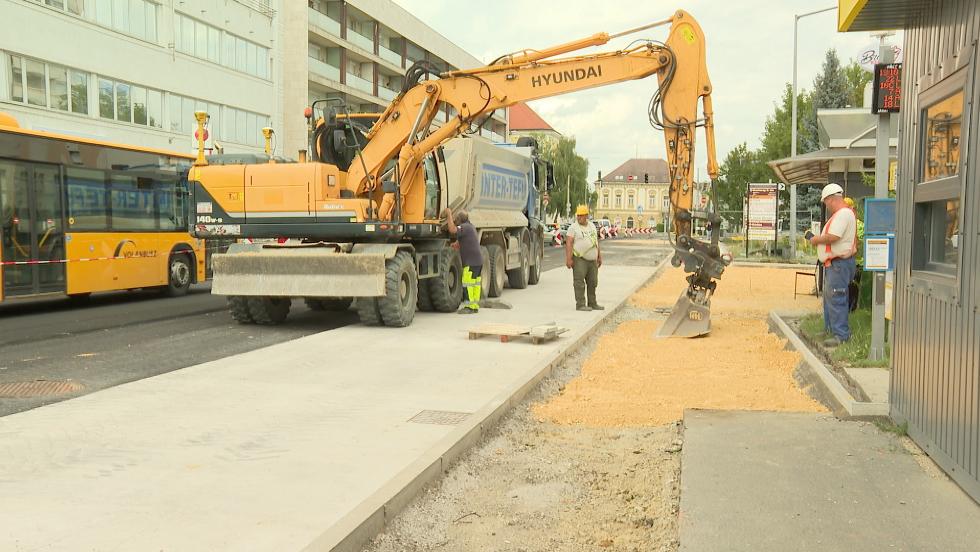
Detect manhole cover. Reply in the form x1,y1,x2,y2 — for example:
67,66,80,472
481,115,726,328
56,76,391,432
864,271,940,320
408,410,471,425
0,380,85,398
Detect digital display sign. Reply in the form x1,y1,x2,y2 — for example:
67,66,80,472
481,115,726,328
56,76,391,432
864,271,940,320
872,63,902,114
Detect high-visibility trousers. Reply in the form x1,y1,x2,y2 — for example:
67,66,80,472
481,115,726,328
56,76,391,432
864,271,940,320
462,265,482,311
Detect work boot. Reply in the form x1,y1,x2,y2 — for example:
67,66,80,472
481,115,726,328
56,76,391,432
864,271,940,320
457,308,478,315
823,336,842,348
589,304,605,310
576,305,592,312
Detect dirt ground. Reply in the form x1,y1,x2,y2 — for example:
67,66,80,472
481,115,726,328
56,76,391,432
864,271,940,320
366,264,826,552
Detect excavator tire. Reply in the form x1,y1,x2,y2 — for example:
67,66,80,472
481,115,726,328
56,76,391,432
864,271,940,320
304,298,326,311
247,296,291,325
507,240,530,290
228,296,255,324
378,251,417,327
486,244,506,298
355,297,383,326
417,284,435,312
528,237,543,285
305,297,353,311
428,247,463,312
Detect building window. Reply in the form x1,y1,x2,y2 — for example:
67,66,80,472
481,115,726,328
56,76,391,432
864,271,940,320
602,190,609,208
649,192,657,209
94,76,161,128
627,192,634,209
36,0,160,43
8,54,89,114
912,68,967,278
175,13,269,79
614,191,622,209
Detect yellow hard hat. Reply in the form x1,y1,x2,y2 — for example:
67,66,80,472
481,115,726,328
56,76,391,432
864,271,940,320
844,197,855,208
575,205,589,216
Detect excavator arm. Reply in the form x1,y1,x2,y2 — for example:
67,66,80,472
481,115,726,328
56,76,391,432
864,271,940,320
343,9,728,337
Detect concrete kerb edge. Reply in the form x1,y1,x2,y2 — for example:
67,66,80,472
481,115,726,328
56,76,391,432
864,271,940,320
312,256,671,552
769,310,889,417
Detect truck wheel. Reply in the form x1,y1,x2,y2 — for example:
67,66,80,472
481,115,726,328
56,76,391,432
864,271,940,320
428,247,463,312
355,298,383,326
528,237,543,285
378,251,417,327
487,244,506,298
507,241,530,289
166,253,192,297
479,246,491,299
228,296,254,324
247,296,291,325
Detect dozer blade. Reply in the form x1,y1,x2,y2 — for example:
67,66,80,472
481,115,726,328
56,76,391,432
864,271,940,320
655,291,711,338
211,249,386,298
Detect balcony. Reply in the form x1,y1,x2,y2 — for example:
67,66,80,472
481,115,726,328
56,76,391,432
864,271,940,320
347,28,375,52
378,86,397,102
346,72,373,94
379,44,401,66
309,57,341,82
309,8,341,36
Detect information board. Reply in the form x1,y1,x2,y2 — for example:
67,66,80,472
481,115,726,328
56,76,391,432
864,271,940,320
872,63,902,114
747,183,777,241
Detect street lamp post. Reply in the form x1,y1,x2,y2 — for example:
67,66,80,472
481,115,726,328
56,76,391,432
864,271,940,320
791,6,836,259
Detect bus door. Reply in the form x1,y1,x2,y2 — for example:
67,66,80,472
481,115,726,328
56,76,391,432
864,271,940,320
0,160,66,298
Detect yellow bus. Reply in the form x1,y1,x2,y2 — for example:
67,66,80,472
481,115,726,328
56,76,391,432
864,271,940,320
0,112,207,302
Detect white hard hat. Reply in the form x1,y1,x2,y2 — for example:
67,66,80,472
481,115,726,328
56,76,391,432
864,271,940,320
820,183,844,201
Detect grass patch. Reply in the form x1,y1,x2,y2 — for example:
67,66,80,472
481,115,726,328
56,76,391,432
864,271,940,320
874,419,908,437
799,309,890,368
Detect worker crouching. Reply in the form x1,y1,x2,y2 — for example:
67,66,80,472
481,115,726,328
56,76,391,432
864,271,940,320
565,205,603,311
444,208,482,314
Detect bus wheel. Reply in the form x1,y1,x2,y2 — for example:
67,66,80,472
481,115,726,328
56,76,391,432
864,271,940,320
166,253,192,297
228,296,254,324
247,296,291,325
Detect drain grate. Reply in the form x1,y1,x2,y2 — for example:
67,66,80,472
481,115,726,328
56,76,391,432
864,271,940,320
408,410,471,425
0,380,85,398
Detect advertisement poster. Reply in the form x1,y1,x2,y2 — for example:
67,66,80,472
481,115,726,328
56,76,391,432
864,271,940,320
747,183,777,241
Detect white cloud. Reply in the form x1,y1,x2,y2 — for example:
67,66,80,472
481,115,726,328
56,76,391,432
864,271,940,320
393,0,902,178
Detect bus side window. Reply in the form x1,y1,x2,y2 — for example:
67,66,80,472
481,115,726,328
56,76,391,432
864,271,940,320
65,168,108,231
110,175,156,231
159,179,187,231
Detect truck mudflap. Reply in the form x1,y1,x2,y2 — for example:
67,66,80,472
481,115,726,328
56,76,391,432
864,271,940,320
210,243,399,298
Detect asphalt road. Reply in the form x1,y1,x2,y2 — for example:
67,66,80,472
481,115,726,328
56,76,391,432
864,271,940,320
0,238,668,417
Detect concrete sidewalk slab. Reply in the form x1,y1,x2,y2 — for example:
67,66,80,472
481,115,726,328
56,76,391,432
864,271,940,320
679,410,980,552
0,262,659,551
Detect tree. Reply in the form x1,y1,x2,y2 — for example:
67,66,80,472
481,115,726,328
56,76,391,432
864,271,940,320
844,61,873,108
714,143,771,228
531,133,590,219
802,49,851,154
760,83,816,161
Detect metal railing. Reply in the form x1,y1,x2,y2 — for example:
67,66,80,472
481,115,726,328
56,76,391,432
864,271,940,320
347,29,375,52
378,45,401,66
346,72,373,94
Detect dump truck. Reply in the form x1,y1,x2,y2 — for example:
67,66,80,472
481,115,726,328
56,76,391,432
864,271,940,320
191,10,730,335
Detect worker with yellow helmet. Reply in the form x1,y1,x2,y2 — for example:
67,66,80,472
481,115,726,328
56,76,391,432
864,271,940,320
565,205,603,311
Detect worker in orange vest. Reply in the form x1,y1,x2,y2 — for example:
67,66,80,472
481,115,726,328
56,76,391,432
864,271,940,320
807,184,857,347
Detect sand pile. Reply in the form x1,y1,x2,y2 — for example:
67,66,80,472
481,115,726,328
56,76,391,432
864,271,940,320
534,265,826,427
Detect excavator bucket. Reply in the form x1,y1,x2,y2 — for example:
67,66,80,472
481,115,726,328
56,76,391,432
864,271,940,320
655,291,711,338
211,248,387,298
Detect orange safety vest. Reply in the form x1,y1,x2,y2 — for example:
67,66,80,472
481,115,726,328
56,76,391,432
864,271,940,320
821,208,852,267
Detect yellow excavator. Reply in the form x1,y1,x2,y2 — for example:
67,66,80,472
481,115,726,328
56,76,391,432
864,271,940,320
191,10,730,336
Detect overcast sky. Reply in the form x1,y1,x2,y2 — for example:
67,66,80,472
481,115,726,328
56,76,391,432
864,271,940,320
391,0,902,179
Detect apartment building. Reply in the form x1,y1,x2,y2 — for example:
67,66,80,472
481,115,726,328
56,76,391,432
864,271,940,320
2,0,507,158
286,0,508,156
0,0,276,154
